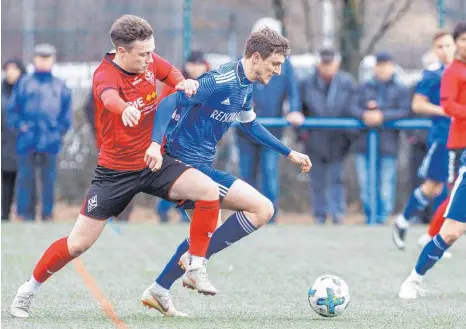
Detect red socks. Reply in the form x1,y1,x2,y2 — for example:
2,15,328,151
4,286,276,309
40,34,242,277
189,199,220,257
33,237,76,283
427,198,449,238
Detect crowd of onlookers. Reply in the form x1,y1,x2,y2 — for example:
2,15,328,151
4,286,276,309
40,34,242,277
1,17,433,225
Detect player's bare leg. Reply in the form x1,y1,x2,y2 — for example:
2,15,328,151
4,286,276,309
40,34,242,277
11,214,107,318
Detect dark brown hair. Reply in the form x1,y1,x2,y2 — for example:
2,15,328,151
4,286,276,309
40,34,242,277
244,27,291,59
110,15,153,49
432,29,451,43
453,21,466,41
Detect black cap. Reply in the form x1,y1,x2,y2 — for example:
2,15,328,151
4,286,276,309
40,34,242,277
186,50,206,64
319,48,336,64
375,52,393,63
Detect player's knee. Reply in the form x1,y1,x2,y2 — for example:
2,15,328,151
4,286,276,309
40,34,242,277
67,238,92,257
439,221,465,244
255,198,275,227
201,181,219,201
421,181,443,198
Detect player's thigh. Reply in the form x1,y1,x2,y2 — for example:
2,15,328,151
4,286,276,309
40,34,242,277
67,214,107,256
140,155,218,201
222,179,273,215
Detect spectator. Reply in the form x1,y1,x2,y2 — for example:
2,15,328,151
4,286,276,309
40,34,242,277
350,52,411,224
1,59,27,220
8,44,72,221
155,50,210,223
299,48,356,224
236,17,303,222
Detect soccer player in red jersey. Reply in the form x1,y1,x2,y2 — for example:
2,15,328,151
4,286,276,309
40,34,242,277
11,15,220,318
416,22,466,252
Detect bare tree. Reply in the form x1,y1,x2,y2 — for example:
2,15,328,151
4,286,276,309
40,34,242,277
271,0,287,36
340,0,414,77
300,0,314,52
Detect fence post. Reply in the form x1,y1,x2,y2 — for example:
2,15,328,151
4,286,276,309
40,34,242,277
183,0,192,62
367,129,379,225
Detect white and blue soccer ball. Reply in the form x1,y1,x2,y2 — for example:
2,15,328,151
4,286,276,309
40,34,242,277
308,274,350,317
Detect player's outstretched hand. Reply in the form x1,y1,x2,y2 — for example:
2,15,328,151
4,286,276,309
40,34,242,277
144,142,163,171
287,150,312,173
122,106,141,127
175,79,199,97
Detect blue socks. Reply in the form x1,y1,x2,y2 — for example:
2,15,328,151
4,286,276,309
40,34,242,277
155,211,257,289
206,211,256,259
415,234,451,275
155,239,189,289
403,187,430,221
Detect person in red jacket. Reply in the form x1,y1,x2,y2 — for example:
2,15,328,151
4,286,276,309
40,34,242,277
415,21,466,253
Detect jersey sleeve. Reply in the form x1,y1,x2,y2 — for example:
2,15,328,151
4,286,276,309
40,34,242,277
414,70,434,98
175,72,219,106
152,53,184,88
93,68,119,100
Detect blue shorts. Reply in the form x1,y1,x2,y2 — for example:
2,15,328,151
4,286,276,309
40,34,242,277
418,142,449,183
444,165,466,222
181,165,237,210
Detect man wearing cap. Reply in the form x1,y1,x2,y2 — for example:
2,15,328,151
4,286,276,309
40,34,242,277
349,52,411,224
299,48,357,224
236,17,302,222
7,43,72,221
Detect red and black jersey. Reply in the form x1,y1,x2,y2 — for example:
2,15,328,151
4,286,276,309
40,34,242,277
92,52,184,171
440,59,466,149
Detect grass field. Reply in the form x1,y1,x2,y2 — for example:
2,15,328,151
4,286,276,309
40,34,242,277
2,222,465,329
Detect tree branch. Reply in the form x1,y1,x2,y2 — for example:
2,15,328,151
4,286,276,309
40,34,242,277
362,0,414,56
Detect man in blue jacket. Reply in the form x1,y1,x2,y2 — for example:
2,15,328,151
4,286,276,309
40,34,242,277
350,52,411,224
236,18,303,222
8,44,72,221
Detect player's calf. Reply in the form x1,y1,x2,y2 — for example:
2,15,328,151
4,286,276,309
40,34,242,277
439,219,465,245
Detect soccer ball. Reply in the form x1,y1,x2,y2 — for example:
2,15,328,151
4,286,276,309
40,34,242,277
308,274,350,317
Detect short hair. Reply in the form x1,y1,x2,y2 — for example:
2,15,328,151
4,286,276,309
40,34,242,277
244,27,291,59
110,15,153,49
432,29,451,43
453,21,466,41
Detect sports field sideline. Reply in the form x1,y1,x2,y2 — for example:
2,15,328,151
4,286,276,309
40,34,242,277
2,222,465,329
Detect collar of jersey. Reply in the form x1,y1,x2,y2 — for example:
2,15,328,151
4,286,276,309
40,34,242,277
237,60,252,87
105,53,138,76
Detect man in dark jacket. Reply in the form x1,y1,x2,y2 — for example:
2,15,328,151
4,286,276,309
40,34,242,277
349,52,411,224
300,48,356,224
8,44,72,221
1,59,30,220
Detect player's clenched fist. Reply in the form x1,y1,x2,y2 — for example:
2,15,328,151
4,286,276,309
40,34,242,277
144,142,163,171
122,105,141,127
175,79,199,97
287,150,312,173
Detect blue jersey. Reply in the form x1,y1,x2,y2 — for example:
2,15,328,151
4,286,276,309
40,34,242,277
165,60,254,166
462,150,466,167
414,63,450,144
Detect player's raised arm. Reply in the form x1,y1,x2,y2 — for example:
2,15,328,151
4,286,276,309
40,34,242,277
237,101,312,173
440,66,466,119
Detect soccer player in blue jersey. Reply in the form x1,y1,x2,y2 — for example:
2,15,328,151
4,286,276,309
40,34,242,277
392,31,456,252
140,27,312,316
398,150,466,299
